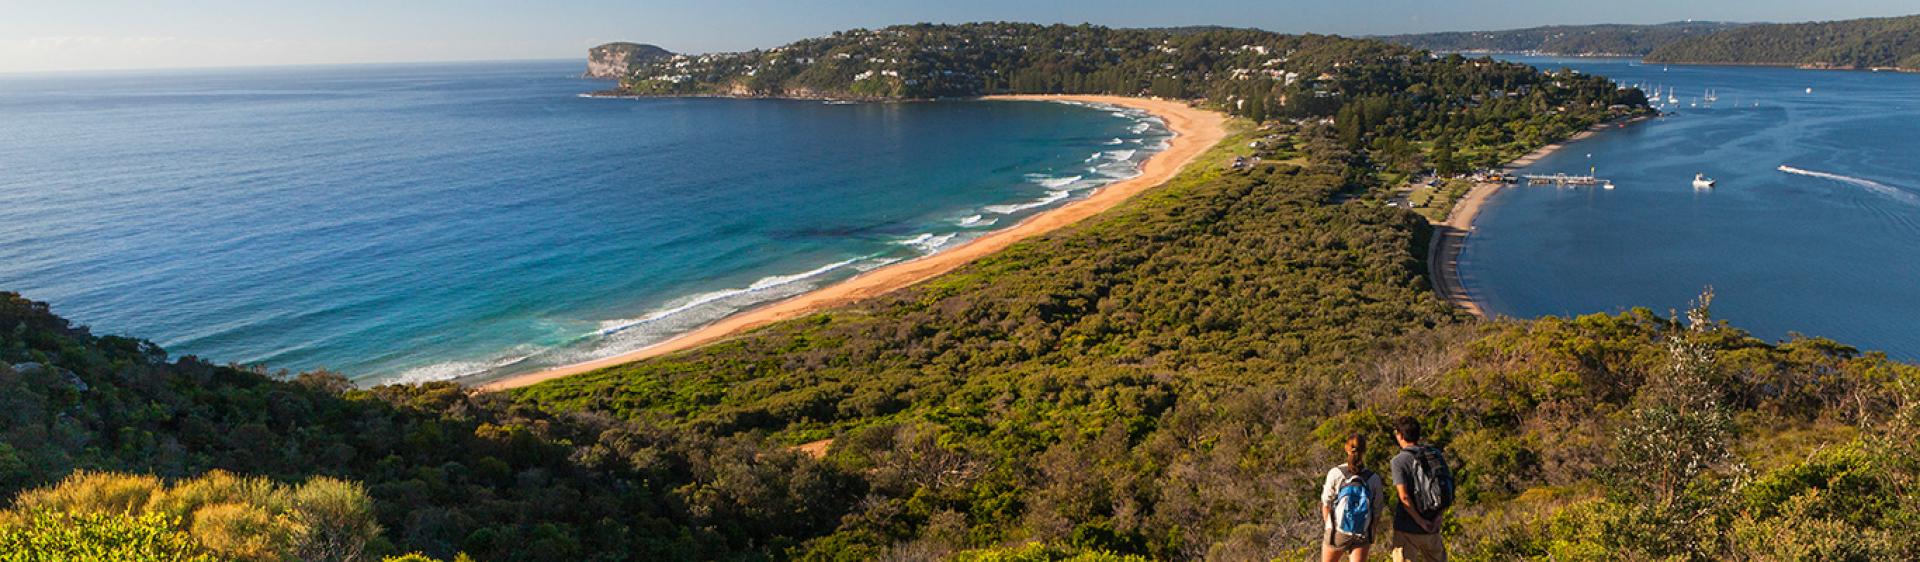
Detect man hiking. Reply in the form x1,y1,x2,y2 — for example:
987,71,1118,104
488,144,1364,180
1320,433,1384,562
1389,417,1453,562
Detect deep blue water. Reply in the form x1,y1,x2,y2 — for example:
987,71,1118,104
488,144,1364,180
1467,57,1920,360
0,60,1171,383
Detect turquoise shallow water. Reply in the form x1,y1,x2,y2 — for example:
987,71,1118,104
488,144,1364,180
1468,57,1920,360
0,60,1171,383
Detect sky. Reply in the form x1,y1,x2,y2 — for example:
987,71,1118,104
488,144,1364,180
2,0,1916,73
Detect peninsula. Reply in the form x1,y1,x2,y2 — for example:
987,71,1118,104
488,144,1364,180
6,18,1915,562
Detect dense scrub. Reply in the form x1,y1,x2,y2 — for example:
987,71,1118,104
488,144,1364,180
0,292,862,561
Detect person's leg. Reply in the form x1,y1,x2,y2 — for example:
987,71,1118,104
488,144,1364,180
1410,532,1445,562
1390,532,1442,562
1388,532,1409,562
1346,546,1370,562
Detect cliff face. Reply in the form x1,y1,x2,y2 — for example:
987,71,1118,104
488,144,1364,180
586,42,673,79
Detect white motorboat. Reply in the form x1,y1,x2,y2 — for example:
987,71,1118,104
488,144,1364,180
1692,173,1716,188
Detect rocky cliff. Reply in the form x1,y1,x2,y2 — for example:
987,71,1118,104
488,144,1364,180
586,42,673,79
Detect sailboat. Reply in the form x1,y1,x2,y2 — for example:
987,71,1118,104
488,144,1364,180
1704,89,1718,103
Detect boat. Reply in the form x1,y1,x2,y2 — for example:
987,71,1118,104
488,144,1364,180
1692,173,1716,188
1806,87,1814,94
1668,91,1679,104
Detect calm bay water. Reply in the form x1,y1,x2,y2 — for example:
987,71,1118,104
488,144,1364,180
0,60,1170,383
1467,56,1920,360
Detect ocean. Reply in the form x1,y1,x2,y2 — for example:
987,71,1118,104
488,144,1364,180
0,60,1172,383
1466,56,1920,360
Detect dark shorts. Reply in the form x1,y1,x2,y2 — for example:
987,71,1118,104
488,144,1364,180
1325,528,1375,549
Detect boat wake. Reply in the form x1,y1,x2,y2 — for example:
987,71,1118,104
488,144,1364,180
1778,165,1920,207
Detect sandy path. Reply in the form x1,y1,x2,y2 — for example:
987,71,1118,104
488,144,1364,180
478,95,1228,391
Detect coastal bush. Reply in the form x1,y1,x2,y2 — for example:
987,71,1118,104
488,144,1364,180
0,510,215,562
6,25,1917,560
0,470,381,562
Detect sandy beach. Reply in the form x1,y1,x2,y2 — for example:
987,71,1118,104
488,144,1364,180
1428,120,1627,317
479,95,1228,391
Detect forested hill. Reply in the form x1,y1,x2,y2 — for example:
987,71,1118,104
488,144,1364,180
1380,21,1746,56
607,22,1435,107
1646,14,1920,70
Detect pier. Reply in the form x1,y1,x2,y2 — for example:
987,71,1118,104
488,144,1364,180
1519,173,1612,187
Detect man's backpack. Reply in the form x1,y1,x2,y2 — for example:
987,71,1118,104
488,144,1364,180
1407,446,1455,516
1331,466,1374,547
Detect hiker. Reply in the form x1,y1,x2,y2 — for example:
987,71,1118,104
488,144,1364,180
1320,433,1384,562
1389,417,1454,562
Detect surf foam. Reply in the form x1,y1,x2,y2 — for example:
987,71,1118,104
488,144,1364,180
597,257,862,337
985,190,1072,214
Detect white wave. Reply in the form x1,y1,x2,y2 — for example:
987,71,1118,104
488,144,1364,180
1128,122,1152,134
1779,165,1920,206
958,214,997,227
1092,161,1144,179
853,256,905,271
1102,149,1137,161
391,350,537,384
597,257,862,336
1029,174,1083,188
985,190,1072,214
898,232,959,253
1104,138,1124,145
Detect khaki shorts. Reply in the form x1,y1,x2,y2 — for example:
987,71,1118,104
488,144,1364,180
1389,531,1446,562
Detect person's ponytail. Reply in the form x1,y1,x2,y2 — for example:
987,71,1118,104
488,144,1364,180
1345,433,1366,469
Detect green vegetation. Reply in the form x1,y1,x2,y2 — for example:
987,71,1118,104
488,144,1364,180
1406,178,1475,222
0,470,458,561
1647,14,1920,70
4,22,1914,561
0,292,862,561
1381,21,1747,56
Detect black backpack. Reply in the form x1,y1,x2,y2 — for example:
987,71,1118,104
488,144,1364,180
1406,446,1455,515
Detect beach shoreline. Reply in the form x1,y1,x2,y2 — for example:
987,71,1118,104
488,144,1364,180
476,95,1228,391
1428,117,1643,317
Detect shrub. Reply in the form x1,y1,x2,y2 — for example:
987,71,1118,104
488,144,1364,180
0,510,215,562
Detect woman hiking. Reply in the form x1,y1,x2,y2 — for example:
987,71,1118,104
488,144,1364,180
1320,433,1385,562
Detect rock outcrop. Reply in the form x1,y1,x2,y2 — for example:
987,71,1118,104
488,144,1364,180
586,42,673,79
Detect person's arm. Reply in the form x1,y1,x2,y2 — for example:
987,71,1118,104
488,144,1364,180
1321,470,1336,529
1394,483,1434,532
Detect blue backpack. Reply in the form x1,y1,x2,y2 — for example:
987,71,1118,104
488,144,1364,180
1332,466,1375,547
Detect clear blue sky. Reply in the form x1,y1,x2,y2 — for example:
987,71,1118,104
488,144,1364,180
3,0,1915,72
